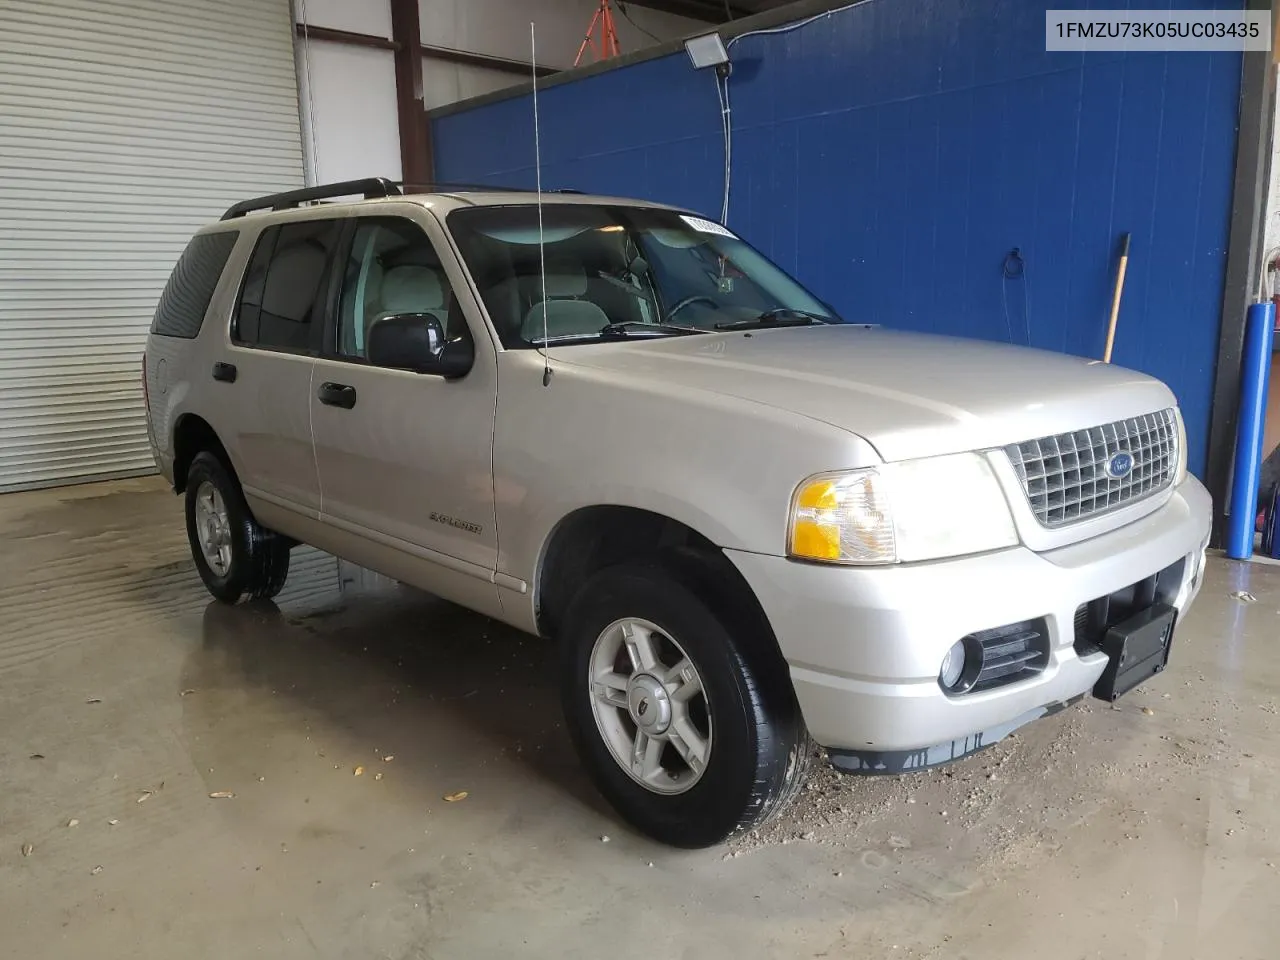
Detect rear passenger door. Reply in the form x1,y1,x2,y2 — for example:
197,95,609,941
309,211,501,610
222,218,341,518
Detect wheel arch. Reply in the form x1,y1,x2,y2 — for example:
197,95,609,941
172,413,231,493
534,504,789,679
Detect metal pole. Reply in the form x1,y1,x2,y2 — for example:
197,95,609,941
1225,301,1277,559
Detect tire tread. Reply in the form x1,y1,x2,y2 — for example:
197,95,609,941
185,451,291,604
561,563,811,847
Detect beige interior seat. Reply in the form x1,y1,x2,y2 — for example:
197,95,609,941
521,260,608,340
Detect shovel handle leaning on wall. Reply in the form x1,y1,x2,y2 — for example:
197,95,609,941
1103,233,1131,364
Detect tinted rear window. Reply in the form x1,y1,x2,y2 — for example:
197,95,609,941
151,231,239,339
233,219,341,352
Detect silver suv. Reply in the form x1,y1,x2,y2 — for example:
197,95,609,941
144,178,1212,847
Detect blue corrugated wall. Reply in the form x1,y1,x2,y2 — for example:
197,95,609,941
432,0,1244,477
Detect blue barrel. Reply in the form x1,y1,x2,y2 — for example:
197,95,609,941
1225,302,1277,559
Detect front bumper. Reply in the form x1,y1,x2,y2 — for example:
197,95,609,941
728,476,1211,763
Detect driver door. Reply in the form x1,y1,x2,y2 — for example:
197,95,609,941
309,209,501,613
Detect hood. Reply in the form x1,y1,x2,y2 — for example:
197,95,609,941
556,325,1176,462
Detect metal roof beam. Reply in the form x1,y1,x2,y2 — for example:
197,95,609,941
619,0,752,24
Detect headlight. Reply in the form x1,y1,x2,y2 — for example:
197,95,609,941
789,470,895,563
1174,407,1188,485
788,453,1018,564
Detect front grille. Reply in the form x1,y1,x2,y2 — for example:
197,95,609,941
956,619,1050,695
1005,409,1178,527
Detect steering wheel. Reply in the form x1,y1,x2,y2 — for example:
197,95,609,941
667,295,718,318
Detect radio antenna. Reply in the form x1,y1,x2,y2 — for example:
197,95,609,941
531,22,551,387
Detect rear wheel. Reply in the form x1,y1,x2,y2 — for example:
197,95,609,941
561,564,812,847
185,451,290,603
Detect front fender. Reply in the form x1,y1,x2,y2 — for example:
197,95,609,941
493,352,879,594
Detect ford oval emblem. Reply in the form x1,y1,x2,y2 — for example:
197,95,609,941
1105,452,1134,480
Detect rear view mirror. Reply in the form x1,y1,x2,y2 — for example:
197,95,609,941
366,313,473,379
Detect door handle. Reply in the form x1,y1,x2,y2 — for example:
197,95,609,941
317,381,357,409
211,362,237,383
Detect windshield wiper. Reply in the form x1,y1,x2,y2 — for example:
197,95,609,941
527,321,706,346
598,321,706,338
714,308,833,331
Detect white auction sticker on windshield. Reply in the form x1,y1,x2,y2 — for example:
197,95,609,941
680,215,736,238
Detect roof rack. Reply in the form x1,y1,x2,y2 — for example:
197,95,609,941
219,177,586,220
399,181,529,193
220,178,402,220
399,182,582,194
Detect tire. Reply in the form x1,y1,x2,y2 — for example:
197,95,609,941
560,563,813,848
185,451,291,604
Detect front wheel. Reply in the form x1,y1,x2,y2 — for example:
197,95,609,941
561,564,812,847
185,451,290,603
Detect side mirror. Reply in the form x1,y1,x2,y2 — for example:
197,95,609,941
366,313,474,379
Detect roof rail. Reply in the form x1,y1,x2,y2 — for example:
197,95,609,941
398,181,529,193
219,178,587,220
399,182,585,195
220,178,402,220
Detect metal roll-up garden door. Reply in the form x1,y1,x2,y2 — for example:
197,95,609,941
0,0,303,491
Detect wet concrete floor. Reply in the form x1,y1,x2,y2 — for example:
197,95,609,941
2,477,1279,959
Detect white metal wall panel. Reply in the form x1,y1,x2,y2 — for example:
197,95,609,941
0,0,304,491
297,41,401,184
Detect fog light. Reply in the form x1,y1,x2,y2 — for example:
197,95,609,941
939,640,966,689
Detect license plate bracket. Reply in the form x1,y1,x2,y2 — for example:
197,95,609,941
1091,602,1176,702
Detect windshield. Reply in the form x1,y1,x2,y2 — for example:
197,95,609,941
446,204,843,348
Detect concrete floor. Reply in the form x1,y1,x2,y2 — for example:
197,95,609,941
2,477,1279,960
